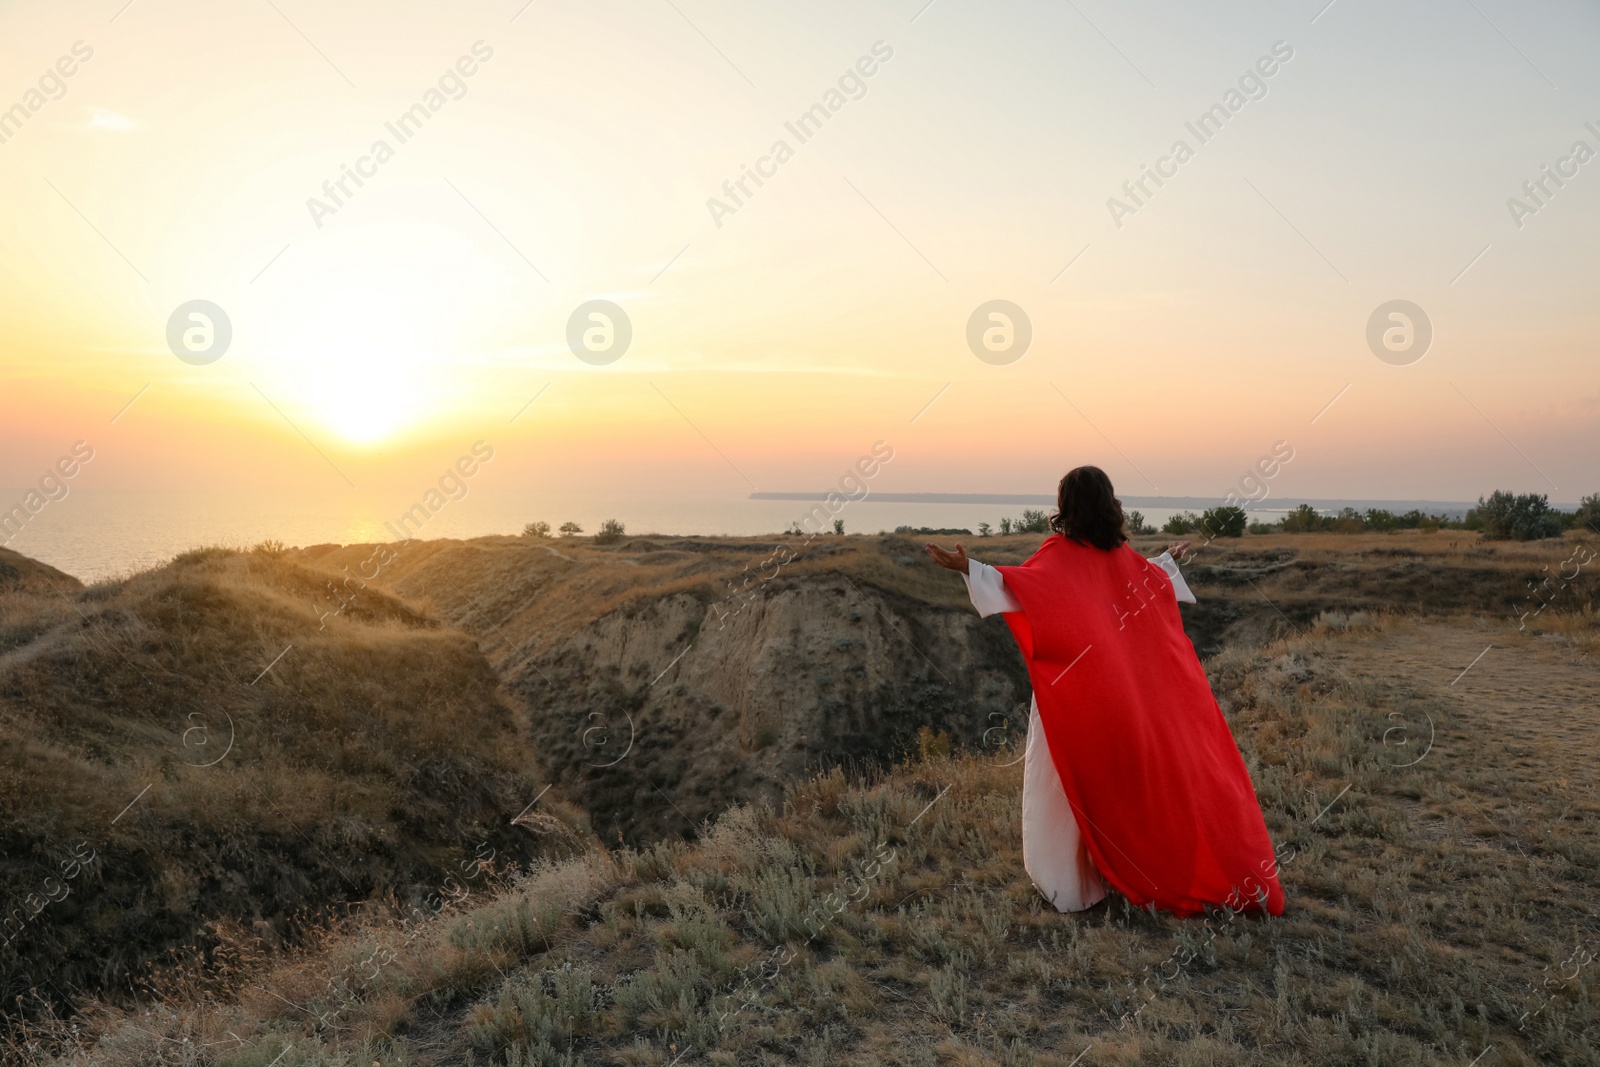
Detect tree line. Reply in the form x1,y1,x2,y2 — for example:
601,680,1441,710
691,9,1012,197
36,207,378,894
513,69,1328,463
1155,491,1598,542
516,491,1597,548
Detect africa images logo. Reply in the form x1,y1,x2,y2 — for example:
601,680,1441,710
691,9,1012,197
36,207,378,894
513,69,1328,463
1106,41,1294,228
305,41,495,228
0,41,94,148
705,41,894,228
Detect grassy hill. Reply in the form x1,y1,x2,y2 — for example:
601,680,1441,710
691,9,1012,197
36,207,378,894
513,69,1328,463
30,606,1600,1065
0,546,587,1029
3,528,1597,1064
301,532,1032,845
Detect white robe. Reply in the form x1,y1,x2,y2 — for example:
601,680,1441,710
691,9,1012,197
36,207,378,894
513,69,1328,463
962,550,1196,912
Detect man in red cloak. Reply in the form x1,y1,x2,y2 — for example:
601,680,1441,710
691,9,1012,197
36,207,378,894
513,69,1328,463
927,466,1285,917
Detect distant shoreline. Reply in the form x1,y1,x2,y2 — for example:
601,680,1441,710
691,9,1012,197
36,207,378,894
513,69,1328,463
749,492,1486,517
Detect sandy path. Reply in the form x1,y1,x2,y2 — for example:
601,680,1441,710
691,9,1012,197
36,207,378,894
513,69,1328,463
1326,620,1600,790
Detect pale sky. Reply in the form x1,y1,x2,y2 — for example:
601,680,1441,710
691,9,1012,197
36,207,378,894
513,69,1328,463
1,0,1597,509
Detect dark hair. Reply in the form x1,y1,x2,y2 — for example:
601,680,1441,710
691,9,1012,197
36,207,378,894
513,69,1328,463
1049,465,1128,551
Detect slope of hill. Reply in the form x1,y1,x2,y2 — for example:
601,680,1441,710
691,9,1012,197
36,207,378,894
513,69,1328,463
0,546,586,1026
303,533,1033,845
0,546,80,596
34,608,1600,1066
0,546,83,658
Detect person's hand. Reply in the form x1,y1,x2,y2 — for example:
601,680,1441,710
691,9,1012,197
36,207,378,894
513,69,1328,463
1167,540,1193,562
925,541,969,574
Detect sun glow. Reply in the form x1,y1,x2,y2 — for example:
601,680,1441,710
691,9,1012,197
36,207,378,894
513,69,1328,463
256,221,513,446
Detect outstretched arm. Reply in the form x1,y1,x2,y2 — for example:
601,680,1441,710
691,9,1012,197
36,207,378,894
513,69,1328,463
925,541,968,574
927,541,1021,617
1149,541,1197,603
928,538,1193,614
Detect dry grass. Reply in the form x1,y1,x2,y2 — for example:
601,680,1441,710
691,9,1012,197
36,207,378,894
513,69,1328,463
6,529,1598,1065
0,548,586,1029
29,603,1600,1066
311,528,1599,671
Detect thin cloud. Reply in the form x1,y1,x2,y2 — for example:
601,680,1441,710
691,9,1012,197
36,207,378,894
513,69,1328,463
86,108,137,132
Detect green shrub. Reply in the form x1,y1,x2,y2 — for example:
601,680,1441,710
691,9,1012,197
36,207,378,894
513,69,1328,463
612,948,708,1032
1198,506,1247,539
1574,493,1600,534
1329,507,1365,534
928,953,970,1023
744,861,817,944
1476,490,1563,541
1276,504,1464,534
451,893,563,958
1162,512,1196,535
523,521,551,538
595,519,626,545
1397,508,1446,531
1281,504,1326,533
1363,508,1397,532
469,963,599,1061
1126,510,1154,535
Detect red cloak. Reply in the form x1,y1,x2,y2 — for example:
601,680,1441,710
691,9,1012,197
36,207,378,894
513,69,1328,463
996,535,1284,916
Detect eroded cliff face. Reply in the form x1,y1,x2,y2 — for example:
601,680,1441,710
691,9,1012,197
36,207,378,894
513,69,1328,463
307,530,1528,847
509,575,1029,844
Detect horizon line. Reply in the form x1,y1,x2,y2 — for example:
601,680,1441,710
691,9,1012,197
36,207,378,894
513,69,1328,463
749,492,1507,512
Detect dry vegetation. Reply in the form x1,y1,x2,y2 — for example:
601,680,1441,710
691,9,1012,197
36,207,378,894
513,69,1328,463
300,527,1598,847
311,528,1592,666
3,529,1597,1065
0,546,586,1030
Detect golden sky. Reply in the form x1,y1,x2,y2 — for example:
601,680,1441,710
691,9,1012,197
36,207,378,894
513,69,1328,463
1,0,1597,505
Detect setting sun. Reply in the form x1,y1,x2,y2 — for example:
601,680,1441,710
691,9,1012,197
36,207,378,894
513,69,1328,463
252,219,513,446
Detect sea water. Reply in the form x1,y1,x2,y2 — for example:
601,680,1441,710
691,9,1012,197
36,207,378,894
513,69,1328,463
0,487,1474,583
